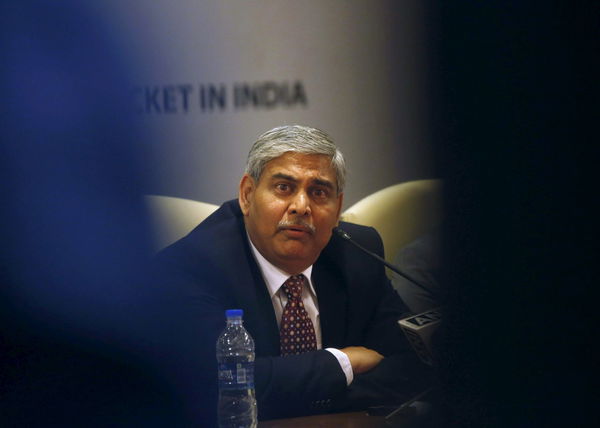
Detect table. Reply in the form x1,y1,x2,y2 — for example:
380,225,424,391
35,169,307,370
258,385,439,427
258,411,387,427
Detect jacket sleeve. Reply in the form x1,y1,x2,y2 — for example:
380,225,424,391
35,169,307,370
154,242,349,421
255,351,347,419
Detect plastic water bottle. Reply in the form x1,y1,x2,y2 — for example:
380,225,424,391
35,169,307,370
216,309,257,428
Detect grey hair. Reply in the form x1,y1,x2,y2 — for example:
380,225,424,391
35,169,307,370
245,125,346,193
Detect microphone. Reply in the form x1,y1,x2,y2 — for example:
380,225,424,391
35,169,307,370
333,226,441,366
332,227,431,293
397,309,441,366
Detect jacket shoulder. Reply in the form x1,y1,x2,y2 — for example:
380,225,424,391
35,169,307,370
155,199,243,262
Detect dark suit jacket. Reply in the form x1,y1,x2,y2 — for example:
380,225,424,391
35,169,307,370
155,200,429,421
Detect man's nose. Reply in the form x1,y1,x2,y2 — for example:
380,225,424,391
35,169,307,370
289,191,311,216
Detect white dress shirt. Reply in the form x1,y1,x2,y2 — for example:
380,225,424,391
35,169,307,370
247,237,353,385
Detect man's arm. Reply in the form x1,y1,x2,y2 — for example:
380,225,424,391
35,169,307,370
340,346,384,374
154,246,351,420
254,351,347,419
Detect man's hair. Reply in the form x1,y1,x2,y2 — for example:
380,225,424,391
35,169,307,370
245,125,346,193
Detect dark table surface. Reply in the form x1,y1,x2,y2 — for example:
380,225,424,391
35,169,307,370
258,407,431,428
258,411,387,427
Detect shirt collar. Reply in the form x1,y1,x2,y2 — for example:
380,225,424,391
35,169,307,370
247,234,315,299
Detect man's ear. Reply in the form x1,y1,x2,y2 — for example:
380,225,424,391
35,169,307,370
238,174,255,216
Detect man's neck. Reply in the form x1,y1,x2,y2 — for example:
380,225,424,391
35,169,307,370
246,234,315,299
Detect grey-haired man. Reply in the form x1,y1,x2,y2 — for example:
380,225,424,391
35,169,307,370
156,125,429,421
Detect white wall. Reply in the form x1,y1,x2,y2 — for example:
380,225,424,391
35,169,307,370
96,0,433,206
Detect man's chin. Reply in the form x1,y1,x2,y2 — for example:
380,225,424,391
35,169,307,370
275,247,317,266
277,249,311,262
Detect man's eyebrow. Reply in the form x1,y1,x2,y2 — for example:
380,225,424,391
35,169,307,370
271,172,297,182
270,172,336,191
312,178,335,190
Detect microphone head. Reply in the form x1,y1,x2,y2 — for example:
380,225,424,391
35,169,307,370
333,227,351,240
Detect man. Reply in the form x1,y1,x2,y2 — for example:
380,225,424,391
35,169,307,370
156,125,429,421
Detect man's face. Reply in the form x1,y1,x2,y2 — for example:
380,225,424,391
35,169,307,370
239,152,344,275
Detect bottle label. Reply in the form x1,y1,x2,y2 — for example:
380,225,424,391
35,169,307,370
218,362,254,389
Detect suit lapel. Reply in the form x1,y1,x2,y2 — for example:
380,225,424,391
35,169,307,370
211,207,280,357
313,249,348,348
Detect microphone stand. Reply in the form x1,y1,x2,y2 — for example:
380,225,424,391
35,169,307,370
333,227,432,293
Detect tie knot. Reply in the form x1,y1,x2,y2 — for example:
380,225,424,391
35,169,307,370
282,274,305,300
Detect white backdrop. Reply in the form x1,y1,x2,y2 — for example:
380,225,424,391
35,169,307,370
96,0,433,207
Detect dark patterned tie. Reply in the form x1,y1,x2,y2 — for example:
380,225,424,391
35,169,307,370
279,274,318,356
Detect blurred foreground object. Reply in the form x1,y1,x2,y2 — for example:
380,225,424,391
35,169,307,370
1,1,189,425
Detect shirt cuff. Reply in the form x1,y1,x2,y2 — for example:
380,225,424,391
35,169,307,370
324,347,354,386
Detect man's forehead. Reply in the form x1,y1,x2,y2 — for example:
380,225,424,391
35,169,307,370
263,152,333,171
260,153,337,183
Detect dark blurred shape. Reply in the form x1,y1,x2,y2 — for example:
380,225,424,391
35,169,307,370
391,229,442,314
427,1,597,427
1,1,193,426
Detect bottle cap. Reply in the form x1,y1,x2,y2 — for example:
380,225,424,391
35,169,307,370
225,309,243,318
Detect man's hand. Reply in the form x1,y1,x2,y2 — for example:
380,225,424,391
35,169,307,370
340,346,384,375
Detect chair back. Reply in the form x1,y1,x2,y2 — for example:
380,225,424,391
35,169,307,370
341,179,443,263
144,194,218,251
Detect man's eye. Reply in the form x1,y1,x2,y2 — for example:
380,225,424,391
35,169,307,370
312,188,328,199
276,183,290,192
